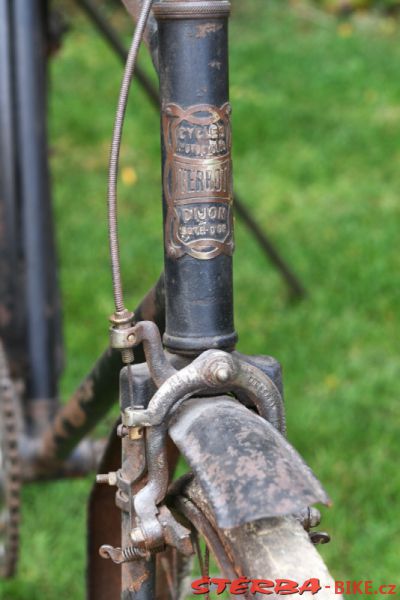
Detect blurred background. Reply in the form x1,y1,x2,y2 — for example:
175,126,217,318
1,0,399,597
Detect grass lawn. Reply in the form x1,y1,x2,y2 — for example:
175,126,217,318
1,1,399,598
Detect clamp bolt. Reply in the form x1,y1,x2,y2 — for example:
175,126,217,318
117,424,129,438
96,472,118,486
109,310,135,365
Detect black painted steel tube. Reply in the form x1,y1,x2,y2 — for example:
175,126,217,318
13,0,60,402
85,0,306,299
0,0,22,373
155,0,237,354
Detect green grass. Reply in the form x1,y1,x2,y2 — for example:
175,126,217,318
1,1,400,597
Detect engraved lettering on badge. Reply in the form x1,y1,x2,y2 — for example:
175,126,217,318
162,103,234,260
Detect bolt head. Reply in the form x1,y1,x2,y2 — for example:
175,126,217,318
117,424,128,438
96,472,117,486
108,471,118,486
96,474,109,485
203,353,237,386
216,367,230,383
130,527,145,544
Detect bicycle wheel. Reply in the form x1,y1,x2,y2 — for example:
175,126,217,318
156,476,341,600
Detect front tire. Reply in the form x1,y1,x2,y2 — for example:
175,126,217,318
161,476,342,599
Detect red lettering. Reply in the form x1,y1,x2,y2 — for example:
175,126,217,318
192,577,210,595
275,579,299,595
193,578,398,596
250,579,274,595
298,579,322,595
380,584,397,595
230,578,250,595
335,582,344,594
210,578,231,595
352,581,363,594
365,581,373,595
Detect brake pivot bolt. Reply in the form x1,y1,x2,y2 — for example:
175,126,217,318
216,367,229,383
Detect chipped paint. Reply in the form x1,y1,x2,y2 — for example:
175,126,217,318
196,22,223,38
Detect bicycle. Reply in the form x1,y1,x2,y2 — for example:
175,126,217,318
0,1,343,598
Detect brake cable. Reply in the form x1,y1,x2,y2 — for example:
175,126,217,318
107,0,154,363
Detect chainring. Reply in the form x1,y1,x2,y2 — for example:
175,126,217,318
0,340,21,578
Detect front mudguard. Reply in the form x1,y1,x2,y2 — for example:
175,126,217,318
169,396,329,529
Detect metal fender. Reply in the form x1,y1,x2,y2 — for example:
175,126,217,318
169,395,330,529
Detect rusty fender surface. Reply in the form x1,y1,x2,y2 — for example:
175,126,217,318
168,396,329,529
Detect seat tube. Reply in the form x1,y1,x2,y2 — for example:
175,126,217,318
154,0,237,355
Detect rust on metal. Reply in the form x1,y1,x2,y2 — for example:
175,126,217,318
36,349,117,471
120,432,152,597
35,275,165,474
122,349,285,432
132,321,177,387
162,103,234,260
168,490,237,580
120,348,288,539
88,424,121,600
169,396,330,529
